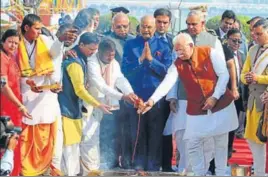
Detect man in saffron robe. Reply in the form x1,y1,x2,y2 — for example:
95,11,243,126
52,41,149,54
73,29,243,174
18,14,77,176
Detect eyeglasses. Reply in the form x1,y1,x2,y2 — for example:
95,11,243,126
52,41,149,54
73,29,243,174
115,25,129,29
229,38,242,44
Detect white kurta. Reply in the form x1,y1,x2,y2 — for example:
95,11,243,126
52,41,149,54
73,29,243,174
87,53,133,108
21,35,64,125
150,48,238,140
165,80,188,134
80,55,133,173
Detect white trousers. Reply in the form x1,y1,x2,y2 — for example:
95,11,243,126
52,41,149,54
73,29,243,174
62,144,80,176
175,129,189,173
187,133,228,176
80,107,102,175
247,140,266,176
51,116,63,170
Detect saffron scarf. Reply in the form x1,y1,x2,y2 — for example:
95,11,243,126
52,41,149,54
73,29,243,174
18,37,54,77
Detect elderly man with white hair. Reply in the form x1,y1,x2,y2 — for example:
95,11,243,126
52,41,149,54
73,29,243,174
138,33,238,176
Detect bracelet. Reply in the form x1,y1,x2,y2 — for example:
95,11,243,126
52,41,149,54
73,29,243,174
18,105,26,112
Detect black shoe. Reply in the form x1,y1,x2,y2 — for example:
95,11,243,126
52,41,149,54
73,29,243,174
235,133,244,139
162,168,175,172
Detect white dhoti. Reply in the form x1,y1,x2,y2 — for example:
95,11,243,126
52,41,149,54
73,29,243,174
51,116,63,170
169,100,188,173
62,144,80,176
80,106,102,175
184,102,238,176
247,140,266,176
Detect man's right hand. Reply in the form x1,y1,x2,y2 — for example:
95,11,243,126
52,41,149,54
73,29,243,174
232,88,240,100
8,134,19,151
97,104,112,114
63,50,77,59
169,99,177,113
122,93,138,104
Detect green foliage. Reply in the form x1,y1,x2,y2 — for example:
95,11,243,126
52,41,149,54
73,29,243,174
97,14,139,35
206,15,251,40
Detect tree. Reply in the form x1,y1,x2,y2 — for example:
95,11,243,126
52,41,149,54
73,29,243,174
97,14,139,35
206,15,251,40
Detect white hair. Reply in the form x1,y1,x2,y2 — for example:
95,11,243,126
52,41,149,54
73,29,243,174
173,33,194,46
187,10,205,22
111,12,129,24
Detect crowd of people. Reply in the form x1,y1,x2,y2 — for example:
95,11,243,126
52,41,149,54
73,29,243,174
0,4,268,176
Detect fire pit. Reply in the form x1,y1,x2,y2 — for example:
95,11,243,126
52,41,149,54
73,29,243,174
100,170,183,176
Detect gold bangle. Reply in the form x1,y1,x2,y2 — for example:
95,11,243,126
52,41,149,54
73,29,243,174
18,105,26,112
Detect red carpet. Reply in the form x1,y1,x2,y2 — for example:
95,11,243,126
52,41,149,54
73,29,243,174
228,138,253,166
172,137,254,167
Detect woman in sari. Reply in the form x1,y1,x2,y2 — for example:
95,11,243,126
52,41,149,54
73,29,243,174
1,29,31,175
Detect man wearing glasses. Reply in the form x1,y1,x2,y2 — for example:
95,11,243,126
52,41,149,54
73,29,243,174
105,12,135,169
226,28,247,140
106,12,134,66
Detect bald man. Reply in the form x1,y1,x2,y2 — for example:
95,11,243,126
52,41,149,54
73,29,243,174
139,33,238,175
122,15,173,171
105,12,135,169
106,12,134,65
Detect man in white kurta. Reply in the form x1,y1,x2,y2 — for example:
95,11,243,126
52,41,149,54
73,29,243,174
164,11,225,174
80,38,137,175
139,33,238,176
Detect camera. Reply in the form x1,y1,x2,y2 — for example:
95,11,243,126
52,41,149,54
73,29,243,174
0,116,22,149
0,77,7,88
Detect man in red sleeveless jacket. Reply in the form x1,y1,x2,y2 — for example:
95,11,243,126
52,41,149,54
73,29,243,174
138,33,238,176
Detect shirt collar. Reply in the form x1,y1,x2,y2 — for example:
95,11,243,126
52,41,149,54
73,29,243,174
23,36,35,47
155,32,167,39
219,27,226,39
74,45,87,62
263,43,268,48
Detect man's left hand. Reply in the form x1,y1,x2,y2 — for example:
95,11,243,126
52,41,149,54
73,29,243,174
137,99,154,114
50,87,62,93
202,96,218,110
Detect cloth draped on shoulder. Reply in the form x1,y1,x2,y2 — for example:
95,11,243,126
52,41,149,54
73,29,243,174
18,37,54,77
252,47,268,75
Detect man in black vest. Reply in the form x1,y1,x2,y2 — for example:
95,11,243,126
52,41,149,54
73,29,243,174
215,10,236,41
153,8,174,172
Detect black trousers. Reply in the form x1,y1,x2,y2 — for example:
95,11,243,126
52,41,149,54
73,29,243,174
118,102,134,169
161,101,173,171
100,110,120,169
129,98,166,171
